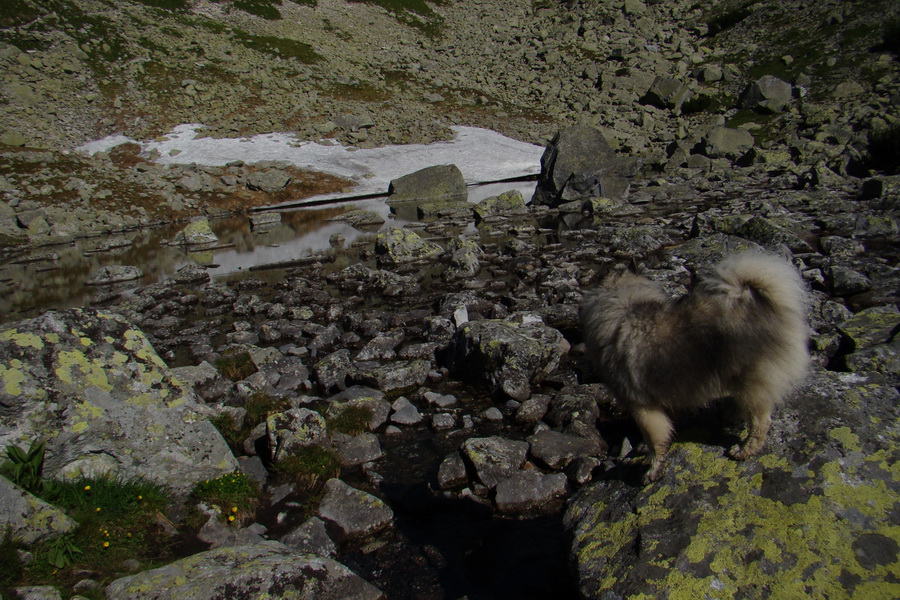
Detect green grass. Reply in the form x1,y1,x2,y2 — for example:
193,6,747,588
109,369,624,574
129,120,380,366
326,404,374,435
214,350,258,381
6,475,173,595
190,471,260,526
273,446,340,491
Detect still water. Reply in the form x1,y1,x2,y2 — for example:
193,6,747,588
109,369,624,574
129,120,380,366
0,182,536,322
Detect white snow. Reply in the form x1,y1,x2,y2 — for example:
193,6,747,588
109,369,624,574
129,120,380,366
77,124,544,205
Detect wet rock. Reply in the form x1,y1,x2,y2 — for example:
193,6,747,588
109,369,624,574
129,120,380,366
437,452,468,489
85,265,143,286
266,408,328,461
527,430,605,470
0,475,77,544
494,471,568,514
460,436,529,489
170,263,211,285
0,309,237,494
334,432,384,466
443,235,483,280
742,74,793,113
353,359,430,394
328,209,385,229
104,541,381,600
316,478,393,540
473,189,527,221
389,396,423,425
171,217,218,246
249,212,281,230
387,164,466,202
374,227,443,266
565,370,900,599
446,314,566,400
279,516,337,558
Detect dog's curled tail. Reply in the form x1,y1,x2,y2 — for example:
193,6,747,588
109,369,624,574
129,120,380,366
707,252,808,320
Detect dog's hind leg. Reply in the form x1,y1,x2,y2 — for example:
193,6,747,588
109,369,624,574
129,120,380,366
729,392,775,460
631,405,673,484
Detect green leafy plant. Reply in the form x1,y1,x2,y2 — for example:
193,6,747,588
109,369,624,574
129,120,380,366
273,446,340,492
46,535,82,569
1,440,47,495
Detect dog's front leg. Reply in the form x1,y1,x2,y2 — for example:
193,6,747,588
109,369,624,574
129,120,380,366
631,405,673,484
729,396,774,460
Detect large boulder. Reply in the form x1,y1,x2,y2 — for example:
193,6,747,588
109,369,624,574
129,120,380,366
564,370,900,599
0,475,77,544
445,314,567,400
742,74,793,113
105,541,382,600
641,76,694,112
531,125,641,206
387,164,466,202
0,309,238,495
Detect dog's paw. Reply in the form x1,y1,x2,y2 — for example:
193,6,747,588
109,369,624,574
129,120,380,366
728,444,757,461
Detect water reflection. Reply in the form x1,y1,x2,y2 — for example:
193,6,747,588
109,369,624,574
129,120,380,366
0,182,537,321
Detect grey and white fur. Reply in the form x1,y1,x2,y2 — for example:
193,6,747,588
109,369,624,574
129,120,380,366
580,252,810,483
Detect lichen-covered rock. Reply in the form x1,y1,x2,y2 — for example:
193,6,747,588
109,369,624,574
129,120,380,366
0,309,238,495
641,76,693,111
527,430,605,471
473,189,528,221
266,408,328,461
443,235,483,281
387,164,466,202
564,370,900,599
104,541,382,600
352,359,430,393
838,305,900,351
316,478,393,540
0,475,77,544
374,227,443,266
446,314,566,400
171,217,218,246
460,436,529,489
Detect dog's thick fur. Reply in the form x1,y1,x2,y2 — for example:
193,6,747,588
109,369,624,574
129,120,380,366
580,252,810,483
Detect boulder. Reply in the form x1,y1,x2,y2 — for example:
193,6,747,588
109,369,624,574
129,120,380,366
389,396,423,425
446,314,566,400
837,305,900,351
565,370,900,599
641,76,694,112
266,408,329,461
374,227,443,266
494,471,568,514
443,235,483,280
742,74,793,113
460,436,529,489
104,541,381,600
531,125,641,206
473,189,528,221
279,516,338,558
387,164,466,202
324,386,391,431
0,475,77,544
171,218,218,246
527,430,606,470
702,126,754,160
352,359,430,393
246,169,291,193
0,309,238,495
316,478,393,540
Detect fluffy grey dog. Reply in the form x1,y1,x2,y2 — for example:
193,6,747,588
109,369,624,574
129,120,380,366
580,252,810,483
